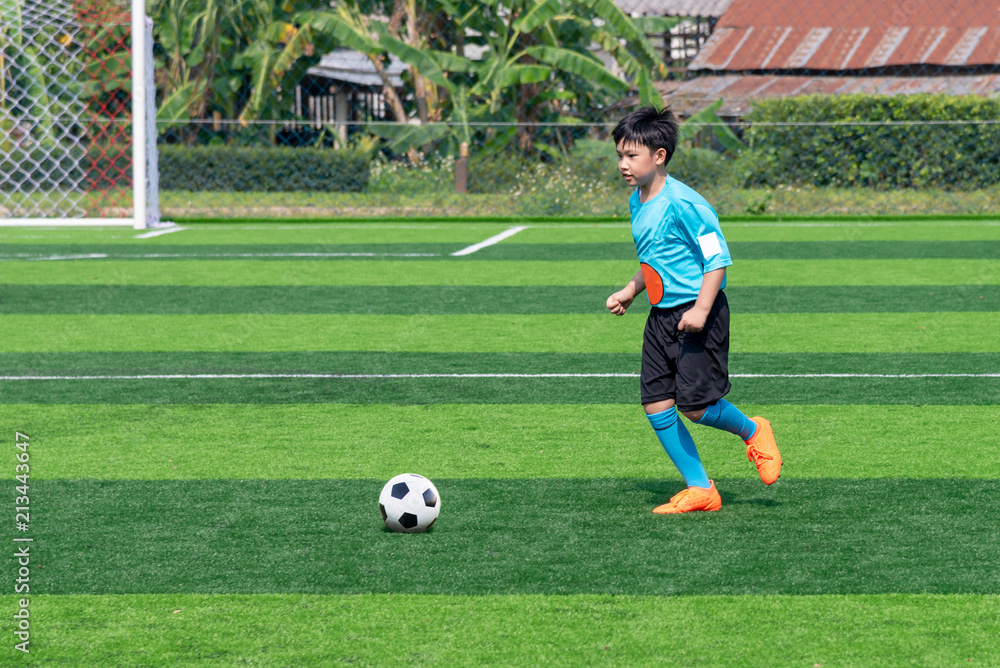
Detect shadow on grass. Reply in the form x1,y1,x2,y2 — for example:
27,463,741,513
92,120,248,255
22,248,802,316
630,478,782,509
380,524,438,534
720,491,781,507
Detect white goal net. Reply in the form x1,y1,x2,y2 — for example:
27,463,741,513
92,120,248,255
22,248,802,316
0,0,159,227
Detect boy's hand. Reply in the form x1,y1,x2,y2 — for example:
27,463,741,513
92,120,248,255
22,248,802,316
677,306,709,333
606,289,634,316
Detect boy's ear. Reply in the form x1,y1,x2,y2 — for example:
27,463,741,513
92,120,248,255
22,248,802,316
654,147,668,165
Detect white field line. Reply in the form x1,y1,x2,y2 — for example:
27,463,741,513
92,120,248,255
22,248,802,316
732,373,1000,378
523,221,1000,229
134,226,185,239
0,234,74,239
4,253,110,261
450,225,529,256
1,373,998,381
0,252,440,261
0,373,638,380
2,221,999,234
183,221,1000,230
185,224,515,230
720,221,1000,227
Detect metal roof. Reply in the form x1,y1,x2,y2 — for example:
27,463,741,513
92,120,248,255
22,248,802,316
306,49,408,88
616,0,733,17
657,74,1000,117
688,0,1000,71
307,44,492,88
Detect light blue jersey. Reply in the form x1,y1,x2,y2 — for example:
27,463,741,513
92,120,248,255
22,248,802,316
629,175,732,309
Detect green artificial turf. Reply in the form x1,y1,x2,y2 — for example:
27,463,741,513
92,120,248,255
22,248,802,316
480,241,1000,260
1,312,997,353
4,350,999,374
2,351,998,405
14,477,1000,596
0,242,469,259
4,350,1000,374
4,240,999,261
1,372,997,405
2,593,995,667
3,284,999,314
0,224,516,246
1,219,997,665
519,220,1000,242
8,403,999,480
2,258,998,287
4,219,1000,248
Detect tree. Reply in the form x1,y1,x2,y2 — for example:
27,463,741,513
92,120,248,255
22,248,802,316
362,0,675,156
152,0,331,142
149,0,675,156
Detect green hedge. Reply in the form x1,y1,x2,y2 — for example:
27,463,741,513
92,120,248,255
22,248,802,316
2,144,369,193
0,145,140,193
739,94,1000,190
466,141,736,195
158,145,369,192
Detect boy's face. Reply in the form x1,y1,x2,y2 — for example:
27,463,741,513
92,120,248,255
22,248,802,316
616,140,667,188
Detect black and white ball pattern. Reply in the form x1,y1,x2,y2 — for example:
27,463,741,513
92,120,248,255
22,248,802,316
378,473,441,533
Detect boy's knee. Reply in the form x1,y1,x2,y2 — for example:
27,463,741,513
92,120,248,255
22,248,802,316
680,407,706,422
643,398,675,415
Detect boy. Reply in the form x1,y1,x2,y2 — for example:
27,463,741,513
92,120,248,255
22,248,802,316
606,105,781,514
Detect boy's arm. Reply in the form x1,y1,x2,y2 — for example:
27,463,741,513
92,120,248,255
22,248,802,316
677,267,725,332
606,268,646,316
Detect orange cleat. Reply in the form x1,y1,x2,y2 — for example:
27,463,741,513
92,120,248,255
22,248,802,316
745,417,782,485
652,480,722,514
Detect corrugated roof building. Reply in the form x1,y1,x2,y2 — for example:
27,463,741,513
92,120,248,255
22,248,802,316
617,0,733,17
658,73,1000,117
658,0,1000,117
615,0,733,70
689,0,1000,72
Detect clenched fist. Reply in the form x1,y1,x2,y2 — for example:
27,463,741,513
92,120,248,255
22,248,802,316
606,289,635,316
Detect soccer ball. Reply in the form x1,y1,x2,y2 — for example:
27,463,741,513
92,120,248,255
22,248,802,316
379,473,441,533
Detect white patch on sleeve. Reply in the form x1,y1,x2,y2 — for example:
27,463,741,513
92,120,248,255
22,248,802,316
697,232,723,259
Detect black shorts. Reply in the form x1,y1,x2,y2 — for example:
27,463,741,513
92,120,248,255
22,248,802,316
640,290,731,411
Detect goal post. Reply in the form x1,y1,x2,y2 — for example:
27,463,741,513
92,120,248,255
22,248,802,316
0,0,160,228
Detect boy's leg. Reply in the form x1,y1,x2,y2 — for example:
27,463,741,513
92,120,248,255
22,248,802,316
676,291,782,484
695,399,756,440
695,400,781,485
646,406,720,514
642,309,720,514
646,405,710,489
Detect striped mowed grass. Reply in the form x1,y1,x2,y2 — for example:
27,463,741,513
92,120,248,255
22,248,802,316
1,220,998,666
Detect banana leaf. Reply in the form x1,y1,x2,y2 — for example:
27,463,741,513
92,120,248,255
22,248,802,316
523,46,626,93
371,121,452,152
679,99,743,154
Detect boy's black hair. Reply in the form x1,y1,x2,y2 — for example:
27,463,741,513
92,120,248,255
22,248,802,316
612,105,679,164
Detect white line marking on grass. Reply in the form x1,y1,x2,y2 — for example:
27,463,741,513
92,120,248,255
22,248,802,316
732,373,1000,378
0,252,440,261
451,225,529,256
0,234,74,239
189,224,508,230
1,373,998,381
721,221,1000,227
0,373,639,380
134,226,185,239
525,224,629,228
7,253,110,261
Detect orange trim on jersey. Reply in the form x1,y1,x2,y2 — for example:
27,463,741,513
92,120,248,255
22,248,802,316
640,262,664,306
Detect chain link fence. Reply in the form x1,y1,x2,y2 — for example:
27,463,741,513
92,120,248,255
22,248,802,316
6,0,1000,220
1,0,140,220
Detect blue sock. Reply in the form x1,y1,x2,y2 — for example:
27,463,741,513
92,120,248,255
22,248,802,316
696,399,757,441
647,407,711,489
